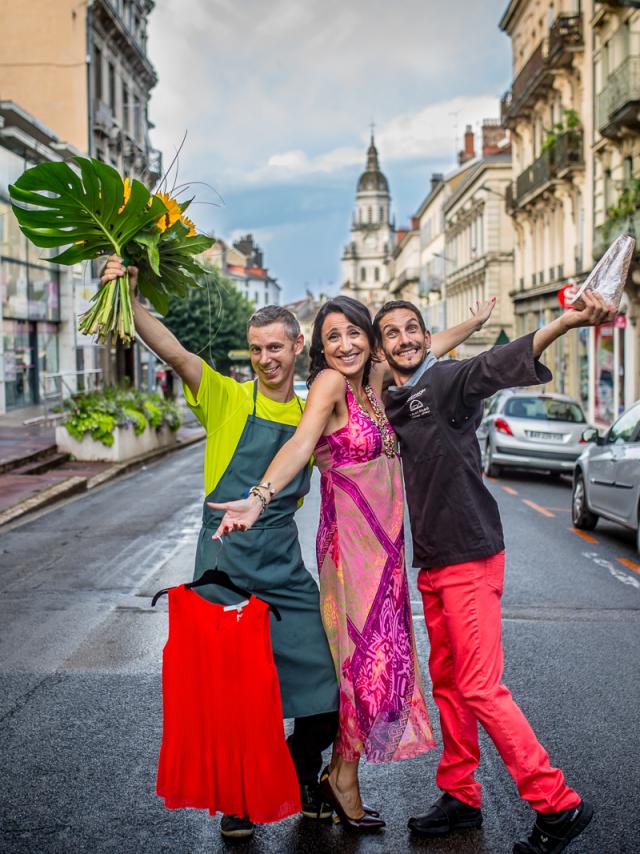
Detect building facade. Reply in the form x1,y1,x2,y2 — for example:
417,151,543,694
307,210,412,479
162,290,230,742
0,103,100,415
500,0,590,409
200,234,281,307
0,0,161,185
590,0,640,424
341,134,395,306
443,154,516,358
387,223,420,304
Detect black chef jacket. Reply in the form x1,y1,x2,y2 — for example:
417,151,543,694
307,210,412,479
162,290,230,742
384,332,552,568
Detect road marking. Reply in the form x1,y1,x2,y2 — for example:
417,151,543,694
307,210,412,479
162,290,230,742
501,486,518,495
570,527,599,544
582,551,640,589
617,557,640,574
522,499,555,518
547,507,571,513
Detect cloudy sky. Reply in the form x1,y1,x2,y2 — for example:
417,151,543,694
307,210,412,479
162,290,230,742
148,0,512,302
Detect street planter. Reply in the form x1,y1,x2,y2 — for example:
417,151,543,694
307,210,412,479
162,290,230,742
55,423,177,463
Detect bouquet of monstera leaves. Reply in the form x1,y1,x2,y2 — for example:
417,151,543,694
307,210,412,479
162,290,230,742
9,157,215,345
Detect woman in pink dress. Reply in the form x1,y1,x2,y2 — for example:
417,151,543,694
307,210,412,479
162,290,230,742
210,296,492,831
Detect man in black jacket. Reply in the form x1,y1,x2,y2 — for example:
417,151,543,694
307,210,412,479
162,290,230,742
374,292,613,854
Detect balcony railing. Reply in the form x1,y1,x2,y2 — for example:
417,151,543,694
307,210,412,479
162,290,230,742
548,14,583,68
502,42,552,124
596,56,640,138
512,132,583,207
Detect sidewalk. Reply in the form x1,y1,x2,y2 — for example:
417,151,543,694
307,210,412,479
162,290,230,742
0,405,205,528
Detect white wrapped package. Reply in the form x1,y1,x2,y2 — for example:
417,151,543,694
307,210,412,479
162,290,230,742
566,233,635,312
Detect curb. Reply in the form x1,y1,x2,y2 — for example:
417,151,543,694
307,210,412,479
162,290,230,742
0,431,205,529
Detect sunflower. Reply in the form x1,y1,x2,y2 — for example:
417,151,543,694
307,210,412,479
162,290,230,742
118,177,132,214
154,191,183,232
182,214,197,237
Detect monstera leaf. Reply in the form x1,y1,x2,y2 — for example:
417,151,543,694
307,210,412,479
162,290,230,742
9,157,166,263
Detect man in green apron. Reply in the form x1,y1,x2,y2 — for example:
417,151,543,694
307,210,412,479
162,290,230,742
101,259,339,839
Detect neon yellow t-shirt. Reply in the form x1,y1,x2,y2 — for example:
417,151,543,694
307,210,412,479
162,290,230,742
183,359,306,496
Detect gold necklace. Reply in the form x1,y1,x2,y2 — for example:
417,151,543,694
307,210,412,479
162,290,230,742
347,381,397,458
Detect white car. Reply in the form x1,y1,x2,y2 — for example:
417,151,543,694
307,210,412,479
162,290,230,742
572,401,640,554
293,381,309,401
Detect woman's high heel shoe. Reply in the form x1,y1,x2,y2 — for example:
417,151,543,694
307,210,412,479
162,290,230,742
319,765,380,818
319,777,385,832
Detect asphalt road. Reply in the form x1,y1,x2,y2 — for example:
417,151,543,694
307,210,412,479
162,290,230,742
0,446,639,854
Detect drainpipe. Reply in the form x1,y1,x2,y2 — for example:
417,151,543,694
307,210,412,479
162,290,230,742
86,0,94,157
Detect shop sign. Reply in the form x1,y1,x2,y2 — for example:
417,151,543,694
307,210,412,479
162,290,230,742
557,283,579,308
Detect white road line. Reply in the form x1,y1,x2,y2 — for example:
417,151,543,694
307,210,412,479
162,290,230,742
582,550,640,590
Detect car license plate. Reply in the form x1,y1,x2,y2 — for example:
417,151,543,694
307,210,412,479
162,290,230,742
526,430,564,442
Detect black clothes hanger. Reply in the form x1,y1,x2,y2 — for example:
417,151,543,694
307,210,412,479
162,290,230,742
152,568,282,620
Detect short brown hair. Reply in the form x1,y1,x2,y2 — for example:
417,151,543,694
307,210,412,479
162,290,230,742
247,305,300,341
373,300,426,343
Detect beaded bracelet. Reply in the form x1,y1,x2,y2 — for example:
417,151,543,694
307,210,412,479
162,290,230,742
248,486,268,514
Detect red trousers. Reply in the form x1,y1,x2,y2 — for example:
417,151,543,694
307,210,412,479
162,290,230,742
418,551,581,814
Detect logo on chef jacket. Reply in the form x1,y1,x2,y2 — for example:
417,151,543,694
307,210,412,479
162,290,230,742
407,388,431,419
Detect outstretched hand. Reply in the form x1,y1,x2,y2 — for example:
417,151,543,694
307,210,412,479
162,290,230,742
100,254,139,292
207,496,262,540
562,290,615,329
470,297,496,329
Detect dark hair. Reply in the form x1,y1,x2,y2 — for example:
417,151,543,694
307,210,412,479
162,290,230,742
373,300,426,343
308,296,376,387
247,305,300,341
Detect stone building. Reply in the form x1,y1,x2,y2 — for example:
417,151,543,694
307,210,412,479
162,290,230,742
199,235,281,308
340,133,395,307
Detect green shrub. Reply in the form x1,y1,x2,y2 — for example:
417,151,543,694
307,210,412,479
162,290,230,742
63,387,182,446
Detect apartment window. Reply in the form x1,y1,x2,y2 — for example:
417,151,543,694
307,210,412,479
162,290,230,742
108,62,116,113
624,156,633,182
374,267,379,282
93,46,102,101
254,291,259,304
602,40,610,80
122,82,129,132
361,267,367,282
604,168,613,210
133,95,142,141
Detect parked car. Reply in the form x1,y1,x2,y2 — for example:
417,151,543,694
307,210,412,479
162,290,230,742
572,401,640,554
293,380,309,401
478,390,589,477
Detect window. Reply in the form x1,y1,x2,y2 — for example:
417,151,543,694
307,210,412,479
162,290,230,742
360,267,366,282
122,82,129,132
379,206,383,222
254,291,259,304
108,62,116,112
368,207,372,223
93,46,102,101
503,396,586,423
624,156,633,182
374,267,379,282
133,95,142,141
607,403,640,444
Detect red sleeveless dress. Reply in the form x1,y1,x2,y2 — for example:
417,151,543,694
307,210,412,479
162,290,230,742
156,585,301,822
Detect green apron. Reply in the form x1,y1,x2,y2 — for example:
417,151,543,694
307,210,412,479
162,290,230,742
193,381,339,719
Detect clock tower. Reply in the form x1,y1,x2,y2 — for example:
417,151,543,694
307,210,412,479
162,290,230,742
340,132,394,306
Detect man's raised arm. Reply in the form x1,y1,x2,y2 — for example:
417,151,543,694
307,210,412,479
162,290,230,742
100,255,202,397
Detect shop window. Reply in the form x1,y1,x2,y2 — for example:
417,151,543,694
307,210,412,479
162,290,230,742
28,266,60,321
1,260,28,318
2,319,36,409
0,195,28,262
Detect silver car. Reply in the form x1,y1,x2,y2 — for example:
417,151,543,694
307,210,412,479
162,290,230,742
478,390,589,477
572,401,640,554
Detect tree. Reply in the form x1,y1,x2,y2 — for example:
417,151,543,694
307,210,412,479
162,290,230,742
164,265,255,374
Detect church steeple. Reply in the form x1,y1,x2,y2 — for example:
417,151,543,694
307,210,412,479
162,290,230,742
357,129,389,195
366,131,379,171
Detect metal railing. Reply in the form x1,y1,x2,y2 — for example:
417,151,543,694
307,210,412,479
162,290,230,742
593,209,640,260
548,14,583,68
596,55,640,134
512,132,583,207
23,370,103,426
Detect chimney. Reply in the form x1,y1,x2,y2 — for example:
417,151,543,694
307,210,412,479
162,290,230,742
458,125,475,165
481,119,509,157
430,172,444,192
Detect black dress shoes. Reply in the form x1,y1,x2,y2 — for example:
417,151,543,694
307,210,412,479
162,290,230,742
513,800,594,854
408,792,483,837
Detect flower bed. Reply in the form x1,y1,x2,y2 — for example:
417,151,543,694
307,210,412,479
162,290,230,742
55,387,182,462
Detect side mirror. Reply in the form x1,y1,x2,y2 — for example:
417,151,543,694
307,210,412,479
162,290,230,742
581,427,598,443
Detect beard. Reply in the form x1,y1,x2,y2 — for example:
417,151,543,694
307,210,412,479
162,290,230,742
384,345,428,376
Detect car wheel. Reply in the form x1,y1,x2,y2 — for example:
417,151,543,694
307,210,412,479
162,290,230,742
572,473,598,530
483,440,502,478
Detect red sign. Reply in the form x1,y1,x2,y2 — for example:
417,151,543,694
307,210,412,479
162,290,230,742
557,283,580,308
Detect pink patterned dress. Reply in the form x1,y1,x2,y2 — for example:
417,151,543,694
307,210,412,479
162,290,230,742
315,381,435,763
